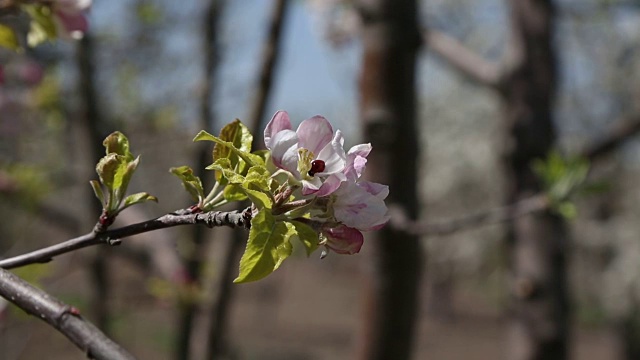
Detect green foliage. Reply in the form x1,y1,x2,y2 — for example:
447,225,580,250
532,150,590,219
234,209,294,283
92,132,156,220
169,166,204,205
0,24,19,50
22,4,57,47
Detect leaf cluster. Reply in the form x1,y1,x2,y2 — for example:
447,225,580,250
91,132,156,225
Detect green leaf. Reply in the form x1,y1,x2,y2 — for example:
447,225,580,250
0,24,20,50
112,156,140,206
234,210,294,283
556,201,577,220
213,119,253,162
206,158,246,184
96,153,121,189
23,4,57,47
223,184,248,201
289,221,319,257
241,166,273,209
170,166,204,202
103,131,134,161
121,192,158,211
90,180,106,206
194,130,264,169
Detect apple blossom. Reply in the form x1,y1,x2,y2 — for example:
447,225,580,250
320,224,364,257
52,0,92,39
264,110,348,196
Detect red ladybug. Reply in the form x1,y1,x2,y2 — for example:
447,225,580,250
308,160,326,177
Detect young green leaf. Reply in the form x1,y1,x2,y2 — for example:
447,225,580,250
206,158,246,184
213,120,253,173
22,4,57,47
0,24,19,50
234,210,295,283
194,130,264,169
120,192,158,211
103,131,134,161
95,153,121,190
170,166,204,202
223,184,248,202
289,221,319,257
89,180,106,206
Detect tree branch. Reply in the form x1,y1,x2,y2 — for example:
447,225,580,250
424,28,502,89
0,268,135,360
582,114,640,161
390,110,640,237
0,208,251,270
390,194,550,236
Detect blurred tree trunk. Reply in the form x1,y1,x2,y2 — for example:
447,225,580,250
356,1,423,359
205,1,289,359
77,33,112,334
501,1,569,359
175,1,224,359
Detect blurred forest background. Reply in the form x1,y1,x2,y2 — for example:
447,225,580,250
3,0,640,359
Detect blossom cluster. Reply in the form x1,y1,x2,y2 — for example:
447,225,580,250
264,111,389,257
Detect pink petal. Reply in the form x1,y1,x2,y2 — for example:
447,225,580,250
315,130,346,175
269,130,298,174
347,143,372,158
323,225,364,255
301,177,323,195
357,181,389,199
55,11,89,34
314,173,346,197
264,110,292,149
297,115,333,156
334,181,389,231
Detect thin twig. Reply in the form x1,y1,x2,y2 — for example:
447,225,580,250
0,268,135,360
424,28,502,89
0,208,251,270
390,194,550,237
391,110,640,237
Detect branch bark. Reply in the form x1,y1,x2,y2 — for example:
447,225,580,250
0,268,135,360
0,208,251,270
424,28,502,88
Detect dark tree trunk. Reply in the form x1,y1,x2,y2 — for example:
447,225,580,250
356,1,423,359
77,33,112,334
501,1,569,359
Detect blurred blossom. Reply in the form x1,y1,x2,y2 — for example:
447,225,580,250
52,0,92,39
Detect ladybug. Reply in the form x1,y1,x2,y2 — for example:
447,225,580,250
308,160,326,177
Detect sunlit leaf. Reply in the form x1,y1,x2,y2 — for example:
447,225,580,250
0,24,20,50
89,180,105,206
194,130,264,168
289,221,319,257
23,4,57,47
234,210,294,283
121,192,158,211
170,166,204,202
223,184,248,201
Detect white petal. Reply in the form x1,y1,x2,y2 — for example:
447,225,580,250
316,130,346,175
269,130,299,175
264,110,292,149
297,115,334,155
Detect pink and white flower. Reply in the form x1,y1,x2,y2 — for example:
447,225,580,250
321,224,364,256
264,110,347,196
52,0,92,39
333,180,389,231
